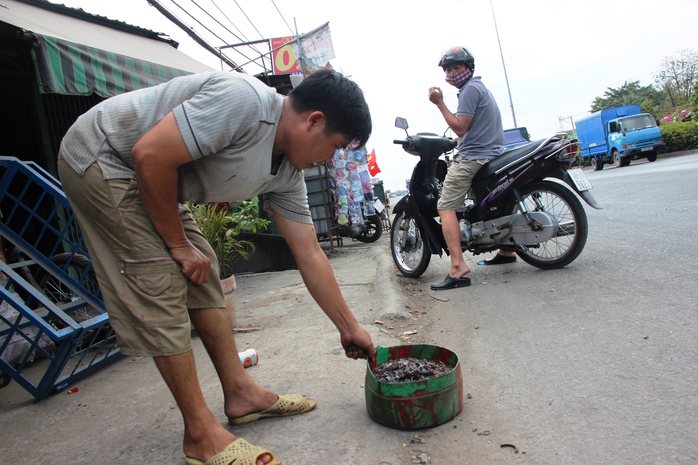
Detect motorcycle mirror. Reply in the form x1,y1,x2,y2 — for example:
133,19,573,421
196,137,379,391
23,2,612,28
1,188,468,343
395,117,409,130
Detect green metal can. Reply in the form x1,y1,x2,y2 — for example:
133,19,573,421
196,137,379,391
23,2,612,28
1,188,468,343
365,344,463,430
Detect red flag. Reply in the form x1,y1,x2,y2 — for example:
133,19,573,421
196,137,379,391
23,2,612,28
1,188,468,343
367,149,381,176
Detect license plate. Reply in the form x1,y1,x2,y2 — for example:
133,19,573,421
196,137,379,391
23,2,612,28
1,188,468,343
568,168,592,191
641,147,653,152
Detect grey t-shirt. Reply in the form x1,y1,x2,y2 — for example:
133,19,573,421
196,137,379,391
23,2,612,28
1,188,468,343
60,72,312,224
455,77,504,160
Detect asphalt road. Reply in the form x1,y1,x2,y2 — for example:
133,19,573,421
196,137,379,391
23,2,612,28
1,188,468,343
397,153,698,464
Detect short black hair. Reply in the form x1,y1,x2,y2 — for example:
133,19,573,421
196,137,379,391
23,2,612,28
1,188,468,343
287,69,372,147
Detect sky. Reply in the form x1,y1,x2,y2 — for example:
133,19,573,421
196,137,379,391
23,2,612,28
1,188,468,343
51,0,698,192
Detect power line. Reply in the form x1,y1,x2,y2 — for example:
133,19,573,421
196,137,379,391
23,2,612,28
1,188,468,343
170,0,260,69
530,121,560,139
208,0,254,43
202,0,269,68
225,0,271,70
156,0,295,73
233,0,264,38
148,0,239,70
182,0,241,44
270,0,294,36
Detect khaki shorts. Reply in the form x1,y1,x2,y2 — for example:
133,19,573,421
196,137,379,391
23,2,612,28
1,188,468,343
437,157,490,211
57,158,224,357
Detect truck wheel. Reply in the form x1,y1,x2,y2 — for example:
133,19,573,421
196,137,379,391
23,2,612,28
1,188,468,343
622,157,632,167
647,153,658,162
590,158,603,171
612,150,623,167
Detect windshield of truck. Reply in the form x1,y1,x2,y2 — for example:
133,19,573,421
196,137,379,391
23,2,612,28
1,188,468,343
619,115,656,132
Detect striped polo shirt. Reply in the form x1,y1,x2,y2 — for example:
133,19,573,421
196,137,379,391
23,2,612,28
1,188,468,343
60,71,312,224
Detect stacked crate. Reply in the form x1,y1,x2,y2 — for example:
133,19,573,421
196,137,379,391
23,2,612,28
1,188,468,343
0,157,121,400
304,163,341,249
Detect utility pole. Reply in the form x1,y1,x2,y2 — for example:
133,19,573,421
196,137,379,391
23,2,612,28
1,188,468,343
558,116,576,134
490,0,517,128
147,0,240,71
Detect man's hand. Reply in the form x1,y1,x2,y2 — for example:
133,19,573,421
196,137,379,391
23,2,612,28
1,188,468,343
427,88,473,138
429,86,444,106
341,326,377,363
168,242,211,286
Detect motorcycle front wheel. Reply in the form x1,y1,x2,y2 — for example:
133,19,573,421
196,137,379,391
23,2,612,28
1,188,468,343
506,181,588,269
354,215,383,243
390,211,430,277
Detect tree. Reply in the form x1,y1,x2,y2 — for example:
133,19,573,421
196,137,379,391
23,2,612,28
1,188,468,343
654,49,698,107
590,80,666,115
690,81,698,114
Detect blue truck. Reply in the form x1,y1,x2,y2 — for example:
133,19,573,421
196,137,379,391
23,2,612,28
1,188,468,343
575,104,665,170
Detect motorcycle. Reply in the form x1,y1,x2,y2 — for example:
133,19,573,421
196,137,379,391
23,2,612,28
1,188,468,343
390,117,602,277
335,201,383,243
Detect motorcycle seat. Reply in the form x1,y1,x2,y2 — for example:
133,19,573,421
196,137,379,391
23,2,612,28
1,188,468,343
473,139,546,182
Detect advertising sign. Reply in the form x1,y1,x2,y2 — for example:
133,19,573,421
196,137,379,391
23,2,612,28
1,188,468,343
271,23,335,75
271,36,301,75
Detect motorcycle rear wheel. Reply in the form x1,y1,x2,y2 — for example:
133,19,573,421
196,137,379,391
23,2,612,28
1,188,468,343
390,211,430,277
354,215,383,243
506,181,588,269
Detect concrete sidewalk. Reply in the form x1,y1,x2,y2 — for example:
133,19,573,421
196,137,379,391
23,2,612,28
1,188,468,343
0,238,437,465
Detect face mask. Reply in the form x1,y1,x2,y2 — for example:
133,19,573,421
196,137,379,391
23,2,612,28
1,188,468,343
445,68,472,88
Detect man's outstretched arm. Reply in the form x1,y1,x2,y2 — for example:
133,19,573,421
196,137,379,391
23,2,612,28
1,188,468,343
273,211,376,362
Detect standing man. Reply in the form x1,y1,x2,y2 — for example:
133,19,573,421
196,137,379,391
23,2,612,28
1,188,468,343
428,46,514,291
58,69,376,465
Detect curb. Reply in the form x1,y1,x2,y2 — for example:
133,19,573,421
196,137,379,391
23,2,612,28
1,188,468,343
325,240,409,323
373,243,409,320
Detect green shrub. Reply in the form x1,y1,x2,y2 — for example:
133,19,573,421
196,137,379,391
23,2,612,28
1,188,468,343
187,198,270,278
660,121,698,153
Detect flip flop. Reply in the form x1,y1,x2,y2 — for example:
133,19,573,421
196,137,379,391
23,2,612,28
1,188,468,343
228,394,317,426
478,254,517,265
184,438,280,465
430,275,471,291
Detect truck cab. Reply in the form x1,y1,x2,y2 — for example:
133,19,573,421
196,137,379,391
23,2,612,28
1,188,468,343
607,113,664,167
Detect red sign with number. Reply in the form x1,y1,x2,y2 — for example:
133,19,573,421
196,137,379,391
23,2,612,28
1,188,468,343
271,37,301,75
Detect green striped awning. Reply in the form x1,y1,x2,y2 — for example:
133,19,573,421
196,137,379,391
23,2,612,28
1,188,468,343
31,34,193,97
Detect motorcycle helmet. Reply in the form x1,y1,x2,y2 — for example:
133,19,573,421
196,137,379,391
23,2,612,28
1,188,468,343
438,46,475,71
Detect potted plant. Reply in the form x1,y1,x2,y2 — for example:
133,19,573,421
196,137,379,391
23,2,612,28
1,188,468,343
187,198,269,328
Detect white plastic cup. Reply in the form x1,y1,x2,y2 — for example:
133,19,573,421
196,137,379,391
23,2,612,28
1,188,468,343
238,348,259,368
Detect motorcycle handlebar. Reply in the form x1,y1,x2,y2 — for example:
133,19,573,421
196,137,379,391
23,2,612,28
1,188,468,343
394,136,456,158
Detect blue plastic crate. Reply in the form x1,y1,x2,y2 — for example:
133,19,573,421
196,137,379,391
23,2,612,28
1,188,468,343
0,156,121,400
